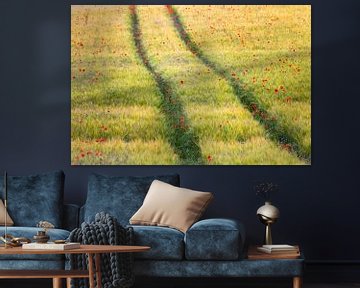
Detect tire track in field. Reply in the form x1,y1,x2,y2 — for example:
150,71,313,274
166,5,306,161
129,6,203,165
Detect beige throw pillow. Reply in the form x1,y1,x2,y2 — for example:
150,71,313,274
130,180,213,233
0,199,14,226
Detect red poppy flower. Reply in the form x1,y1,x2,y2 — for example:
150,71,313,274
281,144,292,152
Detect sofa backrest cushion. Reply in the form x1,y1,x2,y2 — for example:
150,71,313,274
84,173,180,225
0,170,64,227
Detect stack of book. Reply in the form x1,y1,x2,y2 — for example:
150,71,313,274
22,242,80,250
257,244,299,254
248,244,300,259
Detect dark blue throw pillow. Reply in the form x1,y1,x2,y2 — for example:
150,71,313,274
84,174,180,225
0,170,64,227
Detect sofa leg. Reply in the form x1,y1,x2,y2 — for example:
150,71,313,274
293,276,302,288
67,277,72,288
53,278,62,288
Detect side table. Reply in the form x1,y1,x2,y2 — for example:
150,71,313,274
247,245,304,288
0,244,150,288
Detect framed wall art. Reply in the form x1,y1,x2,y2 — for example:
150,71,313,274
71,5,311,165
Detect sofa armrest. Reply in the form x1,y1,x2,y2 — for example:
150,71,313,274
184,218,245,260
63,204,80,231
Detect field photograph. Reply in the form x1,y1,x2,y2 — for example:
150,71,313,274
71,5,311,165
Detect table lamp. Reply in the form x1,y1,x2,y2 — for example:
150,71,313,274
256,201,280,245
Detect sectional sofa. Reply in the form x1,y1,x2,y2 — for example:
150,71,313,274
0,170,303,287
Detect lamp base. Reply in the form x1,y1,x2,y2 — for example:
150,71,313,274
265,223,272,245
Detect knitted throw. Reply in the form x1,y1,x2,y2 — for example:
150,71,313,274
68,212,135,288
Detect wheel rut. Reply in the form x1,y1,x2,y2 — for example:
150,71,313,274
166,5,306,162
129,6,203,165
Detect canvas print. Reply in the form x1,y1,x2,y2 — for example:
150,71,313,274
71,5,311,165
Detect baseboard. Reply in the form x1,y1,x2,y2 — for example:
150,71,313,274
305,261,360,282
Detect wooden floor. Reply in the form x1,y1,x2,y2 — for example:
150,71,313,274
305,285,360,288
1,280,360,288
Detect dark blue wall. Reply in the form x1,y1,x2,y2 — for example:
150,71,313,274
0,0,359,263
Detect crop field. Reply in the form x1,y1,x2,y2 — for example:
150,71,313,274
71,5,311,165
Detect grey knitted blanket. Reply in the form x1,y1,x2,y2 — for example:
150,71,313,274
69,212,134,288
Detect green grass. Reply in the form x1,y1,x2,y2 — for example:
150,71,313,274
136,6,304,165
173,5,311,160
71,5,178,165
72,139,178,165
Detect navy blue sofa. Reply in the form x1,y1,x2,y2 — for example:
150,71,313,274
80,173,304,282
0,171,303,287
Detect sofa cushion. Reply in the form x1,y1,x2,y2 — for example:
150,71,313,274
130,180,213,233
84,174,180,225
0,171,64,227
0,227,70,261
0,199,14,226
185,218,245,260
130,225,184,260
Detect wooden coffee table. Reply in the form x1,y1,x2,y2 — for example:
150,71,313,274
0,244,150,288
